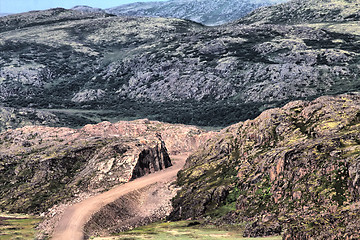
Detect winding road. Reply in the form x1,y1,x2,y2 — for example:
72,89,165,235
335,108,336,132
52,154,188,240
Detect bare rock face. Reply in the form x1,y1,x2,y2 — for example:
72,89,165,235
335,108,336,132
170,93,360,239
0,119,207,214
131,140,172,179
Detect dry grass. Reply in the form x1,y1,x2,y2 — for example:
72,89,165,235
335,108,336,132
91,220,281,240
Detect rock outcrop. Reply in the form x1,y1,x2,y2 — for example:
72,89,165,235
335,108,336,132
170,93,360,239
0,119,207,214
131,140,172,179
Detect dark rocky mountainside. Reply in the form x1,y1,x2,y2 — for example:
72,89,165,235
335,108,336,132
170,94,360,239
0,119,208,214
106,0,287,26
0,1,359,130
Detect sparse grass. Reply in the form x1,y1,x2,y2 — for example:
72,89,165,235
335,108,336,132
0,213,41,240
91,221,281,240
41,108,137,126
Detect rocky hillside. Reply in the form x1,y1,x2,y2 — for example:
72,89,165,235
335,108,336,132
0,2,359,129
0,8,113,32
106,0,287,26
238,0,360,24
169,93,360,239
0,119,208,214
0,106,115,132
72,6,106,14
0,107,61,131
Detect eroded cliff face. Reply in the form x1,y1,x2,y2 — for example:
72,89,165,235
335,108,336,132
170,93,360,239
0,119,207,214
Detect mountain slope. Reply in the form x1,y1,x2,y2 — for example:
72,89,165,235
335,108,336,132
0,5,359,129
169,93,360,239
0,8,112,32
238,0,360,24
72,5,106,14
106,0,288,26
0,107,61,131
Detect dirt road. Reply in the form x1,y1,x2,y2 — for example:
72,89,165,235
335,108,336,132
52,154,188,240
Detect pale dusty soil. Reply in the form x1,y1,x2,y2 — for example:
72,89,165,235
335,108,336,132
51,154,188,240
84,179,178,236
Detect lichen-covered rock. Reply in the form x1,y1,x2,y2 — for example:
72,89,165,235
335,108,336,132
170,93,360,239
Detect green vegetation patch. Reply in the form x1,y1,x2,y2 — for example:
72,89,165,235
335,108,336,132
0,214,41,240
91,221,281,240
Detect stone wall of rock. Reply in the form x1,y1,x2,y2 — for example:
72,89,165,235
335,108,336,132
170,93,360,239
131,140,172,179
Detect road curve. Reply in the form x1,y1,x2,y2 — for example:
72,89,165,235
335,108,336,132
52,154,189,240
